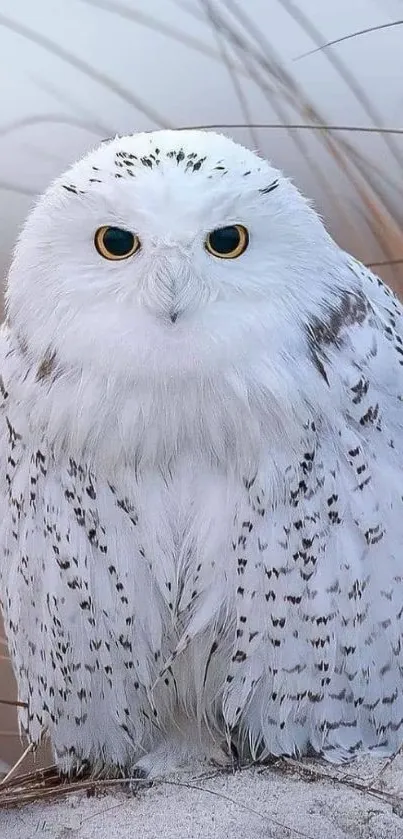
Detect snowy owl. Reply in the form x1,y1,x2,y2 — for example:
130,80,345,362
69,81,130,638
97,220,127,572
1,129,403,780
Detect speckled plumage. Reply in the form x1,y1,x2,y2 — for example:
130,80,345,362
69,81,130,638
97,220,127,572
1,129,403,778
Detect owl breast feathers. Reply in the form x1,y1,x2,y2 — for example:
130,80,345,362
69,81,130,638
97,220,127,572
1,129,403,778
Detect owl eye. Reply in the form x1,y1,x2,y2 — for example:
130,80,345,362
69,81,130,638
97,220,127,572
94,226,140,260
205,224,249,259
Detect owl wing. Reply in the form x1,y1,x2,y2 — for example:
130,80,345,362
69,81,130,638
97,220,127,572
223,259,403,760
0,330,171,768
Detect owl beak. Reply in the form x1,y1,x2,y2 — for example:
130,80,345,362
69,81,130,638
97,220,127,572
146,251,197,324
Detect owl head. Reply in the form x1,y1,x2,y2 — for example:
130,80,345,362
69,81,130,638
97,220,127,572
6,129,344,384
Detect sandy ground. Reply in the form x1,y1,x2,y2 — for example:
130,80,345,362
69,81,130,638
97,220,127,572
1,756,403,839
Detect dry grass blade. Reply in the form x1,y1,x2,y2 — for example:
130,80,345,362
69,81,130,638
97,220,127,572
198,0,259,149
0,742,35,787
0,115,107,143
0,12,170,128
276,0,403,170
171,0,205,17
367,259,403,268
0,181,37,196
78,0,230,66
178,121,403,136
207,1,291,98
30,77,115,137
295,20,403,60
364,199,403,254
198,1,355,234
0,764,59,792
365,747,403,788
344,141,403,206
279,757,402,808
323,143,403,287
0,770,95,808
337,139,403,242
359,202,403,293
160,778,316,839
213,0,403,283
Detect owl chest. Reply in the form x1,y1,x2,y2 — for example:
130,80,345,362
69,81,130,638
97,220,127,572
77,461,245,641
112,462,240,573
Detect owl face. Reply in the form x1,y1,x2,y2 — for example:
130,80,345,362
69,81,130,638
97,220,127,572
6,130,337,381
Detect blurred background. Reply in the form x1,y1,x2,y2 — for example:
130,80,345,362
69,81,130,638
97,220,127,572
0,0,403,775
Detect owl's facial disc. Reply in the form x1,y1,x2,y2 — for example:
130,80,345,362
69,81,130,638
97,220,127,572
6,129,337,379
93,222,250,324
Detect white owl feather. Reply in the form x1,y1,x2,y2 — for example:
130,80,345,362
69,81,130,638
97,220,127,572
1,129,403,777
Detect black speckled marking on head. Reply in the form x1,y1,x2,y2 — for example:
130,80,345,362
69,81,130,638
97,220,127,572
192,156,206,172
166,149,207,173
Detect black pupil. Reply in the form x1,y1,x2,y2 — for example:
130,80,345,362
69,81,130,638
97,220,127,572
209,225,240,254
103,227,135,256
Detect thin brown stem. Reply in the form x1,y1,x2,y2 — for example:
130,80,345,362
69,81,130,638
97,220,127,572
295,20,403,60
0,741,35,787
176,122,403,136
367,258,403,268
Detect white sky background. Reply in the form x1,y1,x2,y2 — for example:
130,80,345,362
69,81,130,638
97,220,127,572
0,0,402,282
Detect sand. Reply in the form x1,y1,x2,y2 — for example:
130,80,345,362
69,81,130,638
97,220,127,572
1,755,403,839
